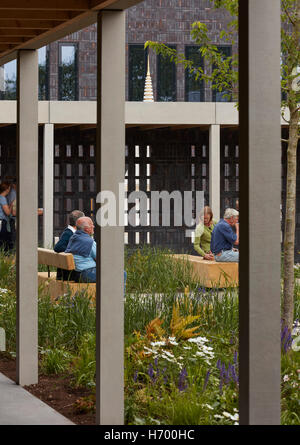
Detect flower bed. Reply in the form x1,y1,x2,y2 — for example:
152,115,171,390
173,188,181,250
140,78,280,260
0,248,299,424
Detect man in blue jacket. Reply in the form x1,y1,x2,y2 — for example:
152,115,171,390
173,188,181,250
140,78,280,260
65,216,96,283
211,208,239,262
66,216,127,290
54,209,84,280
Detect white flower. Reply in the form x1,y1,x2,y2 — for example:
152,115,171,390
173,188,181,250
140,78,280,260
161,350,175,358
188,336,209,344
0,288,8,293
160,354,176,363
195,351,205,357
183,346,192,350
168,337,178,346
214,414,224,419
292,327,300,336
203,404,213,410
144,346,157,354
150,341,166,347
223,411,239,421
283,374,290,382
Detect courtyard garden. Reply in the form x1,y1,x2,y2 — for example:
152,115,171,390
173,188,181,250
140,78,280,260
0,247,299,425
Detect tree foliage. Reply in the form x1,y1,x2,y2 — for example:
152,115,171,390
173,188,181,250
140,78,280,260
146,0,300,330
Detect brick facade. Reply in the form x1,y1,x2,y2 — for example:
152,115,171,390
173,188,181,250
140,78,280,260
46,0,236,101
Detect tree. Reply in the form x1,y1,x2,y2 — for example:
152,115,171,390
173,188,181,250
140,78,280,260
146,0,300,331
3,77,17,100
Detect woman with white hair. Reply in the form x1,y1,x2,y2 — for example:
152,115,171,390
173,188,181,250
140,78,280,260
210,208,239,262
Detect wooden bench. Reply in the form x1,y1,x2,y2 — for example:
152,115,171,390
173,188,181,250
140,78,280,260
38,248,96,300
173,254,239,288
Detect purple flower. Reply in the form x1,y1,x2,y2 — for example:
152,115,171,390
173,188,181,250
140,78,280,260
224,366,230,384
231,366,237,382
203,369,211,391
133,370,138,382
281,325,288,343
147,363,155,382
178,367,188,392
284,333,293,353
233,351,238,364
221,363,226,378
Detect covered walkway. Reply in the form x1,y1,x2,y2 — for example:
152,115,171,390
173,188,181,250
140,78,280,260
0,372,73,425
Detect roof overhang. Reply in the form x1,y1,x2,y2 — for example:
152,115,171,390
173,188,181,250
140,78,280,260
0,0,141,66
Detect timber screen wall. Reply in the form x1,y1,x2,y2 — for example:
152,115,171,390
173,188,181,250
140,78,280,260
0,125,298,260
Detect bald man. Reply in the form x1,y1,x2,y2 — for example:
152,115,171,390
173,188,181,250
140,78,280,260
65,216,127,290
65,217,97,282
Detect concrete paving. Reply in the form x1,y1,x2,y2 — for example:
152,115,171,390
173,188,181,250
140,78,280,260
0,372,74,425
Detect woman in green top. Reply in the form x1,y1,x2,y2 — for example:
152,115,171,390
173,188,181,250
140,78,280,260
194,206,216,260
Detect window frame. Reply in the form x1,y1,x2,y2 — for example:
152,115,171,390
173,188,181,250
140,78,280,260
58,42,79,101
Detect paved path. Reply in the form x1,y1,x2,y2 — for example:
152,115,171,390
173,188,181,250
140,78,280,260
0,372,74,425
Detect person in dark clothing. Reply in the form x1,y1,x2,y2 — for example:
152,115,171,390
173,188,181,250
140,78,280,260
211,208,239,262
54,209,84,280
0,182,16,252
5,177,17,249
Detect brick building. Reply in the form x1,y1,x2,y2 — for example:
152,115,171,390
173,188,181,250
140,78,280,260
0,0,299,259
28,0,236,103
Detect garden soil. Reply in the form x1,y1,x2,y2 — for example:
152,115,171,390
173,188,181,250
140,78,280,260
0,352,96,425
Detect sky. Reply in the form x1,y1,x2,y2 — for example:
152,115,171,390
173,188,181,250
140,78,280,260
4,46,47,81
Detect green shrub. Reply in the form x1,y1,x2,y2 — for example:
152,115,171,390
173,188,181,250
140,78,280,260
72,332,96,388
40,347,72,375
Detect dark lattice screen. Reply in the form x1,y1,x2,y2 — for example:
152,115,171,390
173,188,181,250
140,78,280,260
220,128,239,216
53,127,96,239
0,125,298,260
0,125,17,179
126,127,209,252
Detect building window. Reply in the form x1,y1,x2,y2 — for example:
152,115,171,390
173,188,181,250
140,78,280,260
128,45,148,101
157,46,176,101
212,46,232,102
185,46,204,102
38,46,49,100
58,43,78,101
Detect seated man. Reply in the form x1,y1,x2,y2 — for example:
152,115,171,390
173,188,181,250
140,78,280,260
210,208,239,262
54,209,84,280
65,216,127,289
65,216,97,283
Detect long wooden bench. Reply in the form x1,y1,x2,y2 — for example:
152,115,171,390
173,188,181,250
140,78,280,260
173,254,239,288
38,248,96,300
